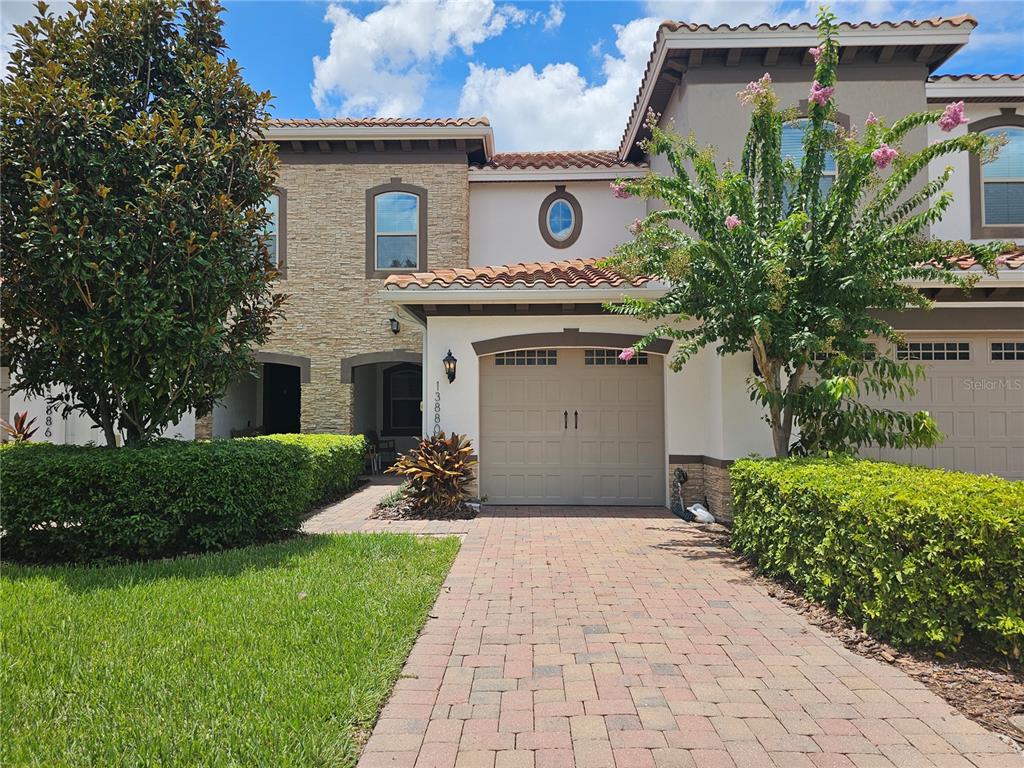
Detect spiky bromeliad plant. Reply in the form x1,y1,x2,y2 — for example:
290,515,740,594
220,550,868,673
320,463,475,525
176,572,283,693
386,432,478,517
606,8,1007,458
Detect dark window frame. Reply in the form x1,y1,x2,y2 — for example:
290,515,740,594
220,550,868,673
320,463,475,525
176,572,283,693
969,110,1024,239
266,186,287,279
538,186,583,249
382,362,422,437
365,177,428,279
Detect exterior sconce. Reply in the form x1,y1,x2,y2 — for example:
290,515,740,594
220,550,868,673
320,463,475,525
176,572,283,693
443,349,457,383
389,317,400,335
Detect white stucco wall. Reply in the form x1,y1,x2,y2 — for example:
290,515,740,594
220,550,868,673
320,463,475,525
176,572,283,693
928,103,1019,243
2,372,195,445
420,314,774,467
468,180,646,266
213,372,260,438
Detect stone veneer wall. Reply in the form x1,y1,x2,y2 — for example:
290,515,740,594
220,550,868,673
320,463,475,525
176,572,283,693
668,458,734,524
264,159,469,434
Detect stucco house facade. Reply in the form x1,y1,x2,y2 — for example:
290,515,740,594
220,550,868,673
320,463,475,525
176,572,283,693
5,16,1021,517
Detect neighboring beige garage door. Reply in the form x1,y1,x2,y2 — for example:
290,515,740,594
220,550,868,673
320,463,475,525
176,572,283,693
480,348,665,505
861,334,1024,479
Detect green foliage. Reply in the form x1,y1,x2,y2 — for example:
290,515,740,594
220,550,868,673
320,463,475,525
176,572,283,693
0,0,284,446
0,433,365,563
386,432,477,517
606,7,1006,457
2,534,459,767
730,457,1024,656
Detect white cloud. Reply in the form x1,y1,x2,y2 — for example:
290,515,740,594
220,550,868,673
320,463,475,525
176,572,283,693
457,16,661,150
544,2,565,32
311,0,548,117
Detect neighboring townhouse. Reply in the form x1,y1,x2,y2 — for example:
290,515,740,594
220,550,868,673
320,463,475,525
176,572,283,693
4,16,1021,520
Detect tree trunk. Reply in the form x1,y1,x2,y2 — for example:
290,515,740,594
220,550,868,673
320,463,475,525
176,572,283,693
96,398,118,447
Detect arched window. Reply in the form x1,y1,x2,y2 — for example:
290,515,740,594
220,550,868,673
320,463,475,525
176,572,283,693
374,191,420,270
980,125,1024,226
781,118,838,200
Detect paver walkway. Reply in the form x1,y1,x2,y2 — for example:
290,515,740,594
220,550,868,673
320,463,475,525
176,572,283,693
305,492,1019,768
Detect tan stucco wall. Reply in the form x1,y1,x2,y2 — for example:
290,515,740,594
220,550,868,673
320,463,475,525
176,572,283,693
651,62,931,204
265,159,469,434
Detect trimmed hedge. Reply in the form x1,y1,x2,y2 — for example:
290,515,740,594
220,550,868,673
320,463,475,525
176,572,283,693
0,434,365,563
730,457,1024,656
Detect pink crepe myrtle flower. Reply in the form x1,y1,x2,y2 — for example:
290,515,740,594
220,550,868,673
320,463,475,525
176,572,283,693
865,112,879,126
938,100,969,132
610,181,630,199
995,253,1009,267
871,143,899,169
808,46,823,63
808,81,834,106
618,348,635,362
628,218,643,235
725,214,742,230
737,73,772,104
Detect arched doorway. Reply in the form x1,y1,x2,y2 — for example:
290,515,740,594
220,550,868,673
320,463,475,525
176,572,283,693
263,363,301,434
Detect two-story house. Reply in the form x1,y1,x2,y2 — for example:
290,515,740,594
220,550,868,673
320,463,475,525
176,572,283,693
6,15,1021,517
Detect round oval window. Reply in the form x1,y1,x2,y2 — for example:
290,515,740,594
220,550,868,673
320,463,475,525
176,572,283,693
546,199,574,242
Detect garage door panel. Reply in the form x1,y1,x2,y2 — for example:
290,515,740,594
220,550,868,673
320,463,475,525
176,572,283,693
481,348,665,505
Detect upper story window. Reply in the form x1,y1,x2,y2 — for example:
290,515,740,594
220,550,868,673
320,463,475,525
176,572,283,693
375,192,419,270
365,178,428,278
539,185,582,248
263,190,285,277
781,119,837,202
969,112,1024,239
980,125,1024,226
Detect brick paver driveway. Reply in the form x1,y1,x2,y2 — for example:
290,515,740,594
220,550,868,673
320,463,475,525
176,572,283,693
351,506,1018,768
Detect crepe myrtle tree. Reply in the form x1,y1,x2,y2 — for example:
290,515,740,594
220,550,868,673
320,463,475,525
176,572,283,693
0,0,284,446
605,9,1009,459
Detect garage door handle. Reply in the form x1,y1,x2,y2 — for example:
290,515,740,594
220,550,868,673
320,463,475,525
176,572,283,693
574,410,579,430
564,410,568,429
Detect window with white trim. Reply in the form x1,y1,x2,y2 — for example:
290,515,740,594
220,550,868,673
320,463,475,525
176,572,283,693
991,341,1024,361
896,341,970,361
981,126,1024,226
584,349,649,366
494,350,558,366
374,191,419,270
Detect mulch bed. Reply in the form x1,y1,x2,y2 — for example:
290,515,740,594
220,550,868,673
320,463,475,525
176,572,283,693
370,499,479,521
691,524,1024,750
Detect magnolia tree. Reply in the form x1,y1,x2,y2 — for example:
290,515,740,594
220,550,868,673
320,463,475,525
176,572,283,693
606,9,1007,458
0,0,283,446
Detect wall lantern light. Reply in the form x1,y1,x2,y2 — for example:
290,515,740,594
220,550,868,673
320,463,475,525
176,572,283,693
443,349,457,383
389,317,400,335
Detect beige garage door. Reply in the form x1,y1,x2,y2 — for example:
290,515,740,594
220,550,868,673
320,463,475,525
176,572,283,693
861,334,1024,479
480,348,665,505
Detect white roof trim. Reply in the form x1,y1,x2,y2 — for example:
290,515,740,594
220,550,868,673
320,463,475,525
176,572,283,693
925,79,1024,101
379,285,668,305
469,167,649,183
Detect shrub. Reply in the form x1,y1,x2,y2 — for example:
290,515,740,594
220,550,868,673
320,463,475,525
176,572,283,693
0,434,365,563
386,432,476,517
730,457,1024,656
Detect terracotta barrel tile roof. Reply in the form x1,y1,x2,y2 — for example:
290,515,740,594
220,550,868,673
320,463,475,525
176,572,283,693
927,74,1023,82
384,258,655,290
267,117,490,128
476,151,647,170
949,247,1024,271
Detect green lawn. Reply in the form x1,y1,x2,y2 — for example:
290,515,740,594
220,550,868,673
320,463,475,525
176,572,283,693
1,533,459,767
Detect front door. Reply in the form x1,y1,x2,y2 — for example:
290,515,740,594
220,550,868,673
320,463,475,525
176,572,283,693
262,363,301,434
479,348,665,505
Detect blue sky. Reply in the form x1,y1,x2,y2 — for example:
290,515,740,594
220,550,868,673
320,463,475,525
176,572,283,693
3,0,1022,150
